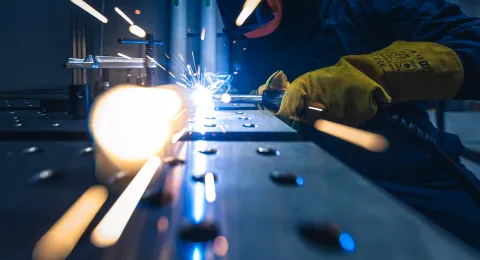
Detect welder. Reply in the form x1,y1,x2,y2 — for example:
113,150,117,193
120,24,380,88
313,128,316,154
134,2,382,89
217,0,480,250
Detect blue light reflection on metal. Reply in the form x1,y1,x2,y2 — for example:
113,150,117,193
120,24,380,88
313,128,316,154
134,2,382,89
296,177,304,186
193,182,205,223
192,245,202,260
339,233,356,252
188,141,208,224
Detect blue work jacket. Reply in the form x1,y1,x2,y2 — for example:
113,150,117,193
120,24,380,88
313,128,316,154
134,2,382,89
234,0,480,249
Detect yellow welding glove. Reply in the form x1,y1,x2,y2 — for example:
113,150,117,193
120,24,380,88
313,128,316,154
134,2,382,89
263,41,464,126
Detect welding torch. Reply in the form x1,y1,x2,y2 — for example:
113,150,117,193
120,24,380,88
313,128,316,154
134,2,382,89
212,89,285,110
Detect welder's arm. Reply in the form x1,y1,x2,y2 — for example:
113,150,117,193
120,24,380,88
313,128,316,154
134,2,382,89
262,41,463,126
376,0,480,100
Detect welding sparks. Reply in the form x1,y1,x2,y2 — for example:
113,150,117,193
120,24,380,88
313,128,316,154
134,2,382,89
129,24,147,38
146,55,167,70
201,28,206,41
205,172,216,203
33,186,108,259
178,53,185,62
118,53,132,60
71,0,108,23
91,156,162,248
168,72,177,78
114,7,134,25
308,106,323,112
236,0,262,26
314,120,389,152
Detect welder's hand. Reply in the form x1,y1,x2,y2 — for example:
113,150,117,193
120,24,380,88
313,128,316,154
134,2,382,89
274,41,464,126
258,70,290,95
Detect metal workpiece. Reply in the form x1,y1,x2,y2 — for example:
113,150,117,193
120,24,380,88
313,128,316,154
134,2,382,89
118,34,165,87
0,110,89,140
182,110,300,141
0,140,99,260
65,55,155,69
91,141,480,260
215,102,258,110
212,94,263,103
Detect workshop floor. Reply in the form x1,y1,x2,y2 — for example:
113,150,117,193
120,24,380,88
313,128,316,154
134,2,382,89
429,111,480,178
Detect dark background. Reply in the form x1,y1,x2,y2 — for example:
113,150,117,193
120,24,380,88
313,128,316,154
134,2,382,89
1,0,233,92
0,0,478,100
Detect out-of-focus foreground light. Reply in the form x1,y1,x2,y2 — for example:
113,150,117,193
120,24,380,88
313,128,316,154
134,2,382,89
221,93,231,104
236,0,262,26
33,186,108,260
213,236,229,256
129,24,146,38
71,0,108,23
91,156,162,248
89,86,182,170
314,120,389,152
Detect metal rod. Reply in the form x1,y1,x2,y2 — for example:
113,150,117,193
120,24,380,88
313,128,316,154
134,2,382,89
212,94,262,102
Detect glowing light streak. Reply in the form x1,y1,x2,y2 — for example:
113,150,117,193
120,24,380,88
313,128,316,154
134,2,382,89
146,55,166,70
71,0,108,23
192,52,197,72
187,65,194,76
118,53,132,60
308,106,324,112
91,156,162,247
219,125,227,134
314,120,389,152
129,24,146,38
168,71,177,78
178,53,185,62
114,7,134,25
33,186,108,259
236,0,261,26
205,172,216,203
201,28,206,41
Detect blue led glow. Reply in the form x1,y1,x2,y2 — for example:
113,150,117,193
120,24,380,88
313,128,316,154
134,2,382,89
339,233,356,252
296,177,304,186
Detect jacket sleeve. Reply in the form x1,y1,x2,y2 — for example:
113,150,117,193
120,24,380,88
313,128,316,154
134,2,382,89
371,0,480,100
